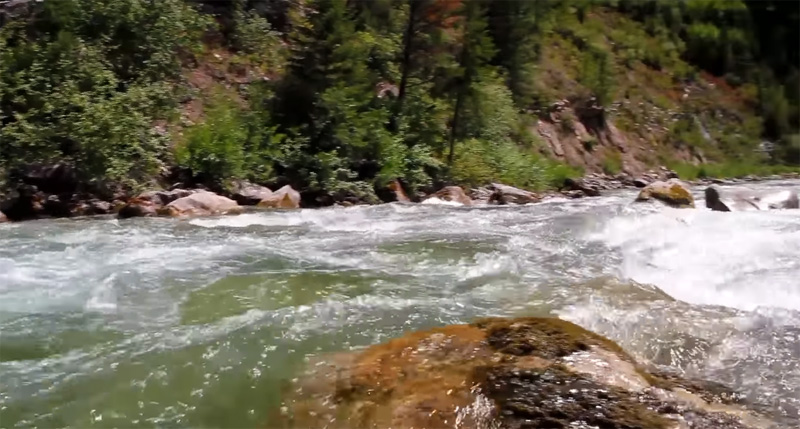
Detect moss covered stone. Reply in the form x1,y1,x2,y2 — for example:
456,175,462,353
281,317,766,429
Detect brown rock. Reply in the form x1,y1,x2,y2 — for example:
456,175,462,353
636,179,695,208
387,179,411,203
285,317,766,429
118,197,159,219
230,180,272,205
158,191,241,217
257,185,301,209
427,186,472,205
488,183,541,205
0,211,7,223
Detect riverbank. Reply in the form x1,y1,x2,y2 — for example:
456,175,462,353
2,164,798,224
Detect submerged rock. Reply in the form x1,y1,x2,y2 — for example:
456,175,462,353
284,317,767,429
488,183,541,205
230,180,272,206
158,191,241,217
257,185,301,209
426,186,472,206
636,179,695,208
705,185,799,212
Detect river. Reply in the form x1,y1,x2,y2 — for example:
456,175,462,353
1,181,799,427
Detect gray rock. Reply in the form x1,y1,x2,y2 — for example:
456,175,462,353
488,183,540,205
230,180,273,205
705,185,799,212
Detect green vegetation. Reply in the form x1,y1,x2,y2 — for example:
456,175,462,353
669,161,800,181
1,0,797,202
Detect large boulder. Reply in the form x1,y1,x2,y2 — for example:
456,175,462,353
230,180,273,205
635,179,695,208
425,186,472,206
705,185,799,212
158,191,241,217
285,317,767,429
257,185,301,209
488,183,541,205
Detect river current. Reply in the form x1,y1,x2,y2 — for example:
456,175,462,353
1,181,799,427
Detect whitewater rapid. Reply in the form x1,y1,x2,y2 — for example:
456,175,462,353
1,180,798,427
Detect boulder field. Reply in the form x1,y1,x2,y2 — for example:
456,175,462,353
282,317,768,429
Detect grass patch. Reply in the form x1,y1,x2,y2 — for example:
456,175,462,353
668,161,800,180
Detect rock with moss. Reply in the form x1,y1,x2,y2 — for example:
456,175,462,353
636,179,695,208
282,317,769,429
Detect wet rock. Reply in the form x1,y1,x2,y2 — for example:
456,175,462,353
158,191,241,217
636,179,695,208
117,197,159,219
257,185,301,209
0,185,43,221
230,180,272,205
72,200,112,216
118,189,199,218
387,179,411,203
469,186,494,204
43,194,71,218
633,178,649,188
564,178,601,197
562,190,585,199
705,185,799,212
138,189,196,206
488,183,541,205
0,211,7,223
426,186,472,206
285,317,766,429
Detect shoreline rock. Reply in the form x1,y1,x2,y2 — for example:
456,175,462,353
425,186,472,206
706,185,799,212
158,191,241,217
283,317,768,429
257,185,301,209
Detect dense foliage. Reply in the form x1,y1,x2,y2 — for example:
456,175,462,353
1,0,797,199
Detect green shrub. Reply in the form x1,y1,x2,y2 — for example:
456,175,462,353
602,150,623,175
176,93,248,183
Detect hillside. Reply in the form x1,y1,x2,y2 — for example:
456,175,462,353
1,0,798,205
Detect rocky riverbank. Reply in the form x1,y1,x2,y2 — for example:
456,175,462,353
281,317,771,429
1,164,798,223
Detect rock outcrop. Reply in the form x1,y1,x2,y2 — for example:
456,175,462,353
230,180,272,206
425,186,472,206
158,191,241,217
705,185,799,212
488,183,541,205
636,179,695,208
257,185,301,209
284,317,767,429
118,189,198,219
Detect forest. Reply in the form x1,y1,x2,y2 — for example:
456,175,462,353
1,0,798,203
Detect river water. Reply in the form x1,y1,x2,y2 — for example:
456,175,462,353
1,181,799,428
